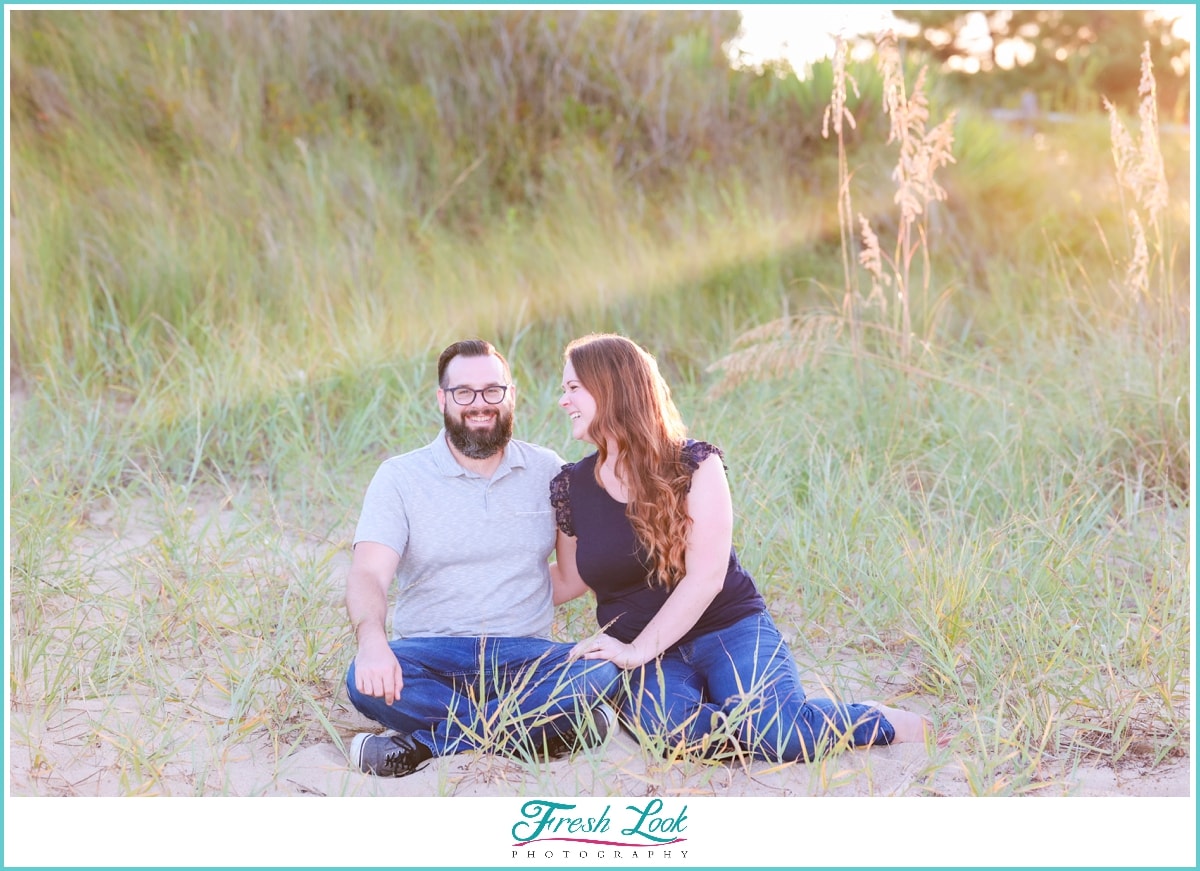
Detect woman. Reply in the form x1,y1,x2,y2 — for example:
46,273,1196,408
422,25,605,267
549,333,931,762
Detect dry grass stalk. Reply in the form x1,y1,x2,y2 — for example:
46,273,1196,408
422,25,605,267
1103,43,1169,308
822,37,862,327
869,31,957,360
713,31,958,393
706,313,843,394
1124,209,1150,302
878,49,956,225
857,213,890,315
1134,45,1168,223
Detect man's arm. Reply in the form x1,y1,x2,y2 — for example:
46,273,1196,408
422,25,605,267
550,530,590,605
345,541,404,704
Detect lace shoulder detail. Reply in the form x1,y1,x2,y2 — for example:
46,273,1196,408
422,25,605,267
549,464,575,537
681,439,725,473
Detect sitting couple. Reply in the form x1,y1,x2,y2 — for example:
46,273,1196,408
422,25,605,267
344,335,930,777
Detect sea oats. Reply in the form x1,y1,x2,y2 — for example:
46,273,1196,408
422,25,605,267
1104,42,1170,309
1124,209,1150,303
823,37,863,322
857,213,890,314
821,38,858,141
707,313,843,394
1135,44,1168,222
720,30,958,381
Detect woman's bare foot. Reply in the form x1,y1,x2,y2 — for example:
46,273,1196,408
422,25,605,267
864,700,937,744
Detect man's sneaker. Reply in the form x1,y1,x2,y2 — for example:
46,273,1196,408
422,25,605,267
350,730,433,777
588,702,616,747
543,702,616,759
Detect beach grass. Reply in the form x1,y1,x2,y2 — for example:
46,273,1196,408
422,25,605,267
8,11,1190,797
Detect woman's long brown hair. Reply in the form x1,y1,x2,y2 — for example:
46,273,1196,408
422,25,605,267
565,334,692,588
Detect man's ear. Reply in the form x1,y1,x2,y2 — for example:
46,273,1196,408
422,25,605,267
436,388,447,414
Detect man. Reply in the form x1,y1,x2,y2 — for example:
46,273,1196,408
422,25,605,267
344,339,617,777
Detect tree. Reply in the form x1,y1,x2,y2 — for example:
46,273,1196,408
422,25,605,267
891,9,1190,114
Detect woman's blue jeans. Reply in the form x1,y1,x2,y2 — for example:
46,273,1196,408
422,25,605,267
345,636,618,758
620,610,895,762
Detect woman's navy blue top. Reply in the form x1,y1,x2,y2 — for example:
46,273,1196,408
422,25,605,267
550,440,766,649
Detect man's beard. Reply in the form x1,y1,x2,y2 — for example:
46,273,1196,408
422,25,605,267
444,407,514,459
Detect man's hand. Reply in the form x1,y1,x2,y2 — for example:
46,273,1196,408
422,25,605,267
345,541,404,703
353,635,404,705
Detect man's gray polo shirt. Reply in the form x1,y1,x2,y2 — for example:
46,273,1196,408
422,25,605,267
354,430,566,639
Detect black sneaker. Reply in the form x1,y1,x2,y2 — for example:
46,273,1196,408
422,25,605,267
542,702,616,759
587,702,616,747
350,730,433,777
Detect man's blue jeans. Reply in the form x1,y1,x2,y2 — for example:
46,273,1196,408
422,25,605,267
620,609,895,762
345,636,619,758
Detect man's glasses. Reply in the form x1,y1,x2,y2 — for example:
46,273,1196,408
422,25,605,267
445,385,511,406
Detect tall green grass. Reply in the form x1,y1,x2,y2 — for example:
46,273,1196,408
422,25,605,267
8,11,1190,796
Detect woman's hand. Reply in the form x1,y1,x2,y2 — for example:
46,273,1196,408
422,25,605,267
570,632,646,670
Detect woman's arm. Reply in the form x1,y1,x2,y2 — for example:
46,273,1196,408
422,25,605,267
572,453,733,668
551,529,592,605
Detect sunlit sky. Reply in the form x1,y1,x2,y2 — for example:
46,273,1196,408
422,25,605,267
733,5,1196,74
732,5,897,70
